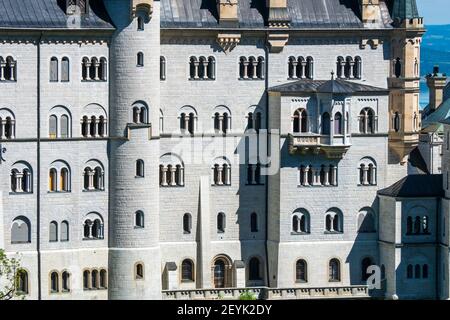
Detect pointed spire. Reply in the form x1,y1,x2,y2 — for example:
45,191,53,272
390,0,420,21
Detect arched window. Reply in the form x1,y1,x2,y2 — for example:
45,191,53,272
250,212,258,233
160,56,166,81
325,209,343,233
11,217,31,244
137,52,144,67
60,114,69,138
336,56,344,78
212,157,231,186
11,163,33,193
394,58,402,78
296,260,307,282
3,56,17,81
334,112,343,135
344,56,353,78
293,109,308,133
83,213,104,240
100,269,107,288
16,269,29,294
49,115,57,139
393,112,401,132
414,216,421,234
288,56,296,79
160,154,185,187
423,264,429,279
217,212,226,233
136,159,145,177
61,57,70,82
135,211,144,228
62,271,70,292
305,57,314,79
81,57,89,80
213,258,229,288
135,263,144,280
359,158,377,186
83,161,105,191
414,264,421,279
83,270,90,289
361,257,374,282
208,57,216,80
189,56,198,79
99,58,107,81
329,259,341,282
292,209,310,234
50,57,58,82
81,116,89,137
50,271,59,293
181,259,194,282
248,257,261,281
61,221,69,241
359,108,376,134
60,167,70,191
91,270,99,288
322,113,331,135
407,216,413,235
423,216,429,234
49,221,58,242
257,57,265,79
183,213,192,234
49,168,57,192
354,56,362,79
137,16,144,31
0,109,15,139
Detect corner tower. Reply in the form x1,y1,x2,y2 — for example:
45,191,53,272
387,0,425,162
104,0,161,299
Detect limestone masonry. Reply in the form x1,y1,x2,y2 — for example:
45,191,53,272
1,0,449,300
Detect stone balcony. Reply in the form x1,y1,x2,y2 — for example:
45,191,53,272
288,133,351,159
162,286,369,300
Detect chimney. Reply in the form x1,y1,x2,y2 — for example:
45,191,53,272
360,0,380,24
426,65,447,111
217,0,239,27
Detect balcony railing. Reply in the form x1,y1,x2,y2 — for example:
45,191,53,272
288,133,351,159
162,285,369,300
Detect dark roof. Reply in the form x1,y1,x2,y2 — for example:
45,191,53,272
378,174,443,198
160,0,372,29
441,117,450,125
0,0,114,30
388,0,420,21
408,147,429,174
269,79,388,95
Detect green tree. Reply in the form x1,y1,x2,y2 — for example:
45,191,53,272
0,249,23,300
239,290,257,300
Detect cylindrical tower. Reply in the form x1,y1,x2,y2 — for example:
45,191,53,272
104,0,161,299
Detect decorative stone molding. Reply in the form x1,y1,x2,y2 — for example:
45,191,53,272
360,0,380,24
217,0,239,26
360,38,381,49
131,0,153,19
216,32,241,53
267,32,289,53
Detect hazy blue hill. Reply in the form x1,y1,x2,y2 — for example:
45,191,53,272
420,25,450,107
421,24,450,76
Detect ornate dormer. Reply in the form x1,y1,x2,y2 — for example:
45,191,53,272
216,0,241,53
66,0,89,15
360,0,381,24
217,0,239,26
131,0,154,19
266,0,290,53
